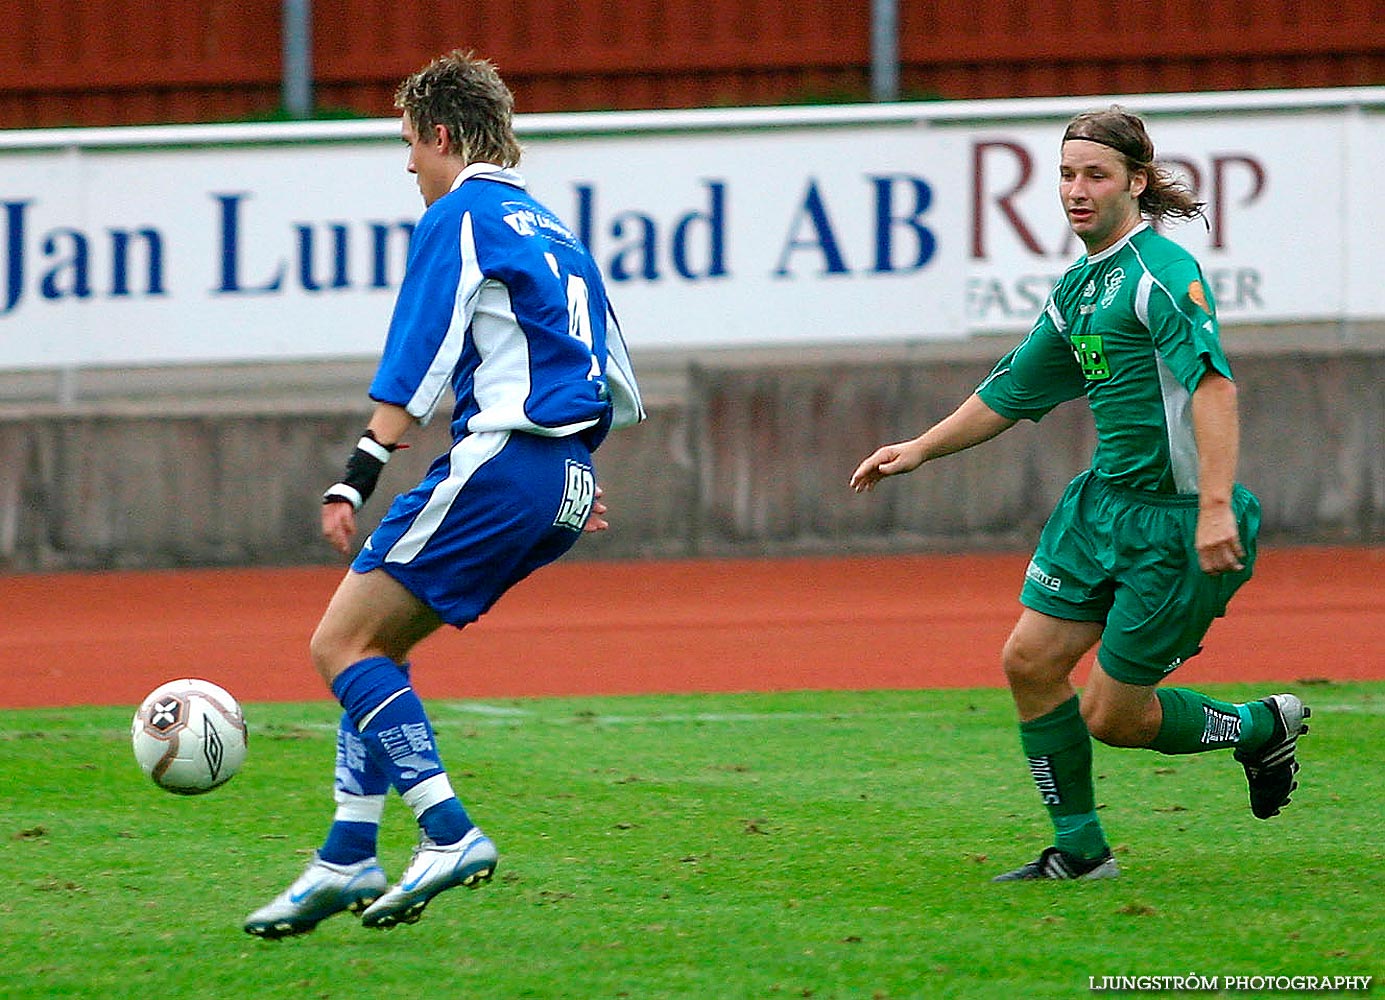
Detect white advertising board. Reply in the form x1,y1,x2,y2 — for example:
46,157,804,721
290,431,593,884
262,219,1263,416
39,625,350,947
0,89,1380,370
520,124,968,349
960,111,1355,329
0,144,419,367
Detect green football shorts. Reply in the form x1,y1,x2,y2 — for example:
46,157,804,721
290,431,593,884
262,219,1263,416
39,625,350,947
1020,470,1261,686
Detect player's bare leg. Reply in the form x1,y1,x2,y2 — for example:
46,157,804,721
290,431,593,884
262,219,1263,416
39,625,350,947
1082,660,1312,821
309,569,443,684
1080,666,1163,748
993,612,1118,881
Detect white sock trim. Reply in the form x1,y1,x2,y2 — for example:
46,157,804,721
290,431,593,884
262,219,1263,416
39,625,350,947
333,792,386,825
402,773,456,818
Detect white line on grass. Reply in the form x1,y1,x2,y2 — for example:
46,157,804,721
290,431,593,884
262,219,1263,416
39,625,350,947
434,706,953,728
258,707,948,736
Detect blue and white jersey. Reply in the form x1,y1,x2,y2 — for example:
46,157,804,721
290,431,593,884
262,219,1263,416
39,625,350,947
369,163,643,444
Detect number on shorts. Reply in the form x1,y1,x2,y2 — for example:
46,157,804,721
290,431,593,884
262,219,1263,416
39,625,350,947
554,459,596,531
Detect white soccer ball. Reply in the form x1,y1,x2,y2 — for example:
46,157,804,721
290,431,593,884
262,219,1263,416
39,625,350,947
131,678,248,795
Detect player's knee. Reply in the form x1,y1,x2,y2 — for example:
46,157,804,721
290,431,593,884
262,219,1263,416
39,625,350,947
1001,633,1061,690
308,623,349,685
1081,700,1154,748
1081,702,1124,745
309,618,399,686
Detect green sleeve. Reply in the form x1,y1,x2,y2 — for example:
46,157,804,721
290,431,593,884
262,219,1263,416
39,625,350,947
1144,262,1233,391
976,307,1087,422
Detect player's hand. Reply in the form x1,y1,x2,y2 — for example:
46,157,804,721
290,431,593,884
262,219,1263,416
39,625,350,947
1195,503,1245,575
850,441,925,493
583,485,608,533
322,500,357,556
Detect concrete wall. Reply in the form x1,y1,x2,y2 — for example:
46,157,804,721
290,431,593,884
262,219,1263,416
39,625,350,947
675,343,1385,558
0,329,1380,573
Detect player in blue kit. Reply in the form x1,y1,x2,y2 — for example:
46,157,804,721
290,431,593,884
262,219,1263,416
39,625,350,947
852,107,1309,881
245,51,644,937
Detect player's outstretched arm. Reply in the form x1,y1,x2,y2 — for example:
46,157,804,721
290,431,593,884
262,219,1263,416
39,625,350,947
850,439,929,492
850,393,1015,493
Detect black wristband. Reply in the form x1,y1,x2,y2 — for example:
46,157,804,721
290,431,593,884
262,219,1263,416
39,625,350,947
322,429,396,512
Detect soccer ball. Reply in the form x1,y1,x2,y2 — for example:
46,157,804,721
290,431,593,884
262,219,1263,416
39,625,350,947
131,678,248,795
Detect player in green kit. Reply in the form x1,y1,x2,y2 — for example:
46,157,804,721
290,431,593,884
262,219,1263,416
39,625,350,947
850,106,1309,880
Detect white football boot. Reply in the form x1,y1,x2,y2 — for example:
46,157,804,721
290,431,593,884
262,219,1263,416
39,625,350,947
361,827,498,929
243,853,387,938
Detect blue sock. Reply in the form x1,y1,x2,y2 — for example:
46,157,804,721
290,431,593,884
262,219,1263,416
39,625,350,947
418,799,472,844
321,819,380,865
332,657,473,845
318,712,390,865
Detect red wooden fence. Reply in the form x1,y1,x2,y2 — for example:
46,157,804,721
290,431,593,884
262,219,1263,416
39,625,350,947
0,0,1380,129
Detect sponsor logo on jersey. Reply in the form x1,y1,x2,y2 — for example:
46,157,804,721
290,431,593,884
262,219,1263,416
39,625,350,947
1100,267,1125,307
501,201,582,249
1069,334,1111,381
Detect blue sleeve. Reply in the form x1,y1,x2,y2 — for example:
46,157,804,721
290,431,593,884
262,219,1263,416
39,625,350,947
368,202,466,416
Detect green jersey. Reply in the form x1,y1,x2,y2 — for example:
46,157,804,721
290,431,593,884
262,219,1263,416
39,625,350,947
977,222,1232,495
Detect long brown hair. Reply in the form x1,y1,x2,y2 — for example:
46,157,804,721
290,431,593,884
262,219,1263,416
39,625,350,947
1063,106,1205,226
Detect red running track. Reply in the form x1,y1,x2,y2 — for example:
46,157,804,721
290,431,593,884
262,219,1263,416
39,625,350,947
1,546,1381,710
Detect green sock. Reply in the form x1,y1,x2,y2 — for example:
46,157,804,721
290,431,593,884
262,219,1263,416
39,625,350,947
1150,688,1275,755
1019,696,1107,860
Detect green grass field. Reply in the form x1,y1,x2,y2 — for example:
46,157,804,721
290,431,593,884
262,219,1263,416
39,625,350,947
2,684,1381,999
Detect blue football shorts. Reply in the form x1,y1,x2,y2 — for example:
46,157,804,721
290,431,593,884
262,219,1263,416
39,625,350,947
352,429,597,627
